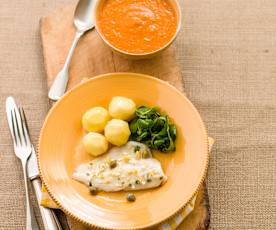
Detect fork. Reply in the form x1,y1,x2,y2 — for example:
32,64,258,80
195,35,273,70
10,108,39,230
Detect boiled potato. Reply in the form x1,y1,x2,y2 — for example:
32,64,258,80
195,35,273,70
108,96,136,121
82,107,109,132
82,132,108,156
104,119,131,146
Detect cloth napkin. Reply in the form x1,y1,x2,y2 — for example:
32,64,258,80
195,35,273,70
40,137,214,229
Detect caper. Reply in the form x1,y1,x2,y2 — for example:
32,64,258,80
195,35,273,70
89,181,92,187
147,178,152,183
142,151,151,159
134,146,140,153
89,187,98,195
109,159,117,169
135,180,141,184
159,176,163,180
126,193,136,202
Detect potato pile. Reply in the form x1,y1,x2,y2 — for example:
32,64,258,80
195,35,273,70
82,96,136,156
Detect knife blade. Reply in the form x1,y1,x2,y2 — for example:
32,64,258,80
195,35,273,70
27,146,40,180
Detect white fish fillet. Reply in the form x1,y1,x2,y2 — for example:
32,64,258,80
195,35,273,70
73,141,167,192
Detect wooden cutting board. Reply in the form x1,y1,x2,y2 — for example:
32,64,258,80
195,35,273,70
40,4,210,230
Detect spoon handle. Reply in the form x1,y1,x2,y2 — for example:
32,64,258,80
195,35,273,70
48,30,84,101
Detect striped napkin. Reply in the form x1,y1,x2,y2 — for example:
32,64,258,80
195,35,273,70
40,137,214,229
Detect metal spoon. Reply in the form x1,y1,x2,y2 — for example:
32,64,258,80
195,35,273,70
48,0,96,101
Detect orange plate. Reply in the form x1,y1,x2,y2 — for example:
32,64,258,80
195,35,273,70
39,73,208,229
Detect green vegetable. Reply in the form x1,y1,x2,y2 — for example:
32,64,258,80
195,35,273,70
142,150,151,159
109,159,117,169
89,186,98,195
126,193,136,202
129,106,177,152
134,145,140,152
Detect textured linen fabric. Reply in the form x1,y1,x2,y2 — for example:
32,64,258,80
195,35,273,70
0,0,275,230
176,1,276,229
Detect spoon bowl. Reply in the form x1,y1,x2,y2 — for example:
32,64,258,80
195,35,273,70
74,0,96,31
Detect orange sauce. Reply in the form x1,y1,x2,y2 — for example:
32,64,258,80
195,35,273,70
98,0,178,54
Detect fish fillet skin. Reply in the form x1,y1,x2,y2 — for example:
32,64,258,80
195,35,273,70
73,141,167,192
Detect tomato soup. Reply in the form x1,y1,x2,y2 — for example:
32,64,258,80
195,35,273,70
97,0,178,54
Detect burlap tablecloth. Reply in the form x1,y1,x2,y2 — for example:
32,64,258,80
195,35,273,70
0,0,276,229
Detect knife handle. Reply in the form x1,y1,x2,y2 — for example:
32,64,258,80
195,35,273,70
31,178,63,230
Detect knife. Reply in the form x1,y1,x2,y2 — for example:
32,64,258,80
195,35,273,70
28,147,63,230
6,97,63,230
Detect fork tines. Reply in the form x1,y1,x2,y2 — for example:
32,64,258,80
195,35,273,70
10,108,31,147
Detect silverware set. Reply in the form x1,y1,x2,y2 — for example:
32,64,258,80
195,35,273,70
6,0,96,228
6,97,62,230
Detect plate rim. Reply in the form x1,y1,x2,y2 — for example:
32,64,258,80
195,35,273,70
38,72,209,230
